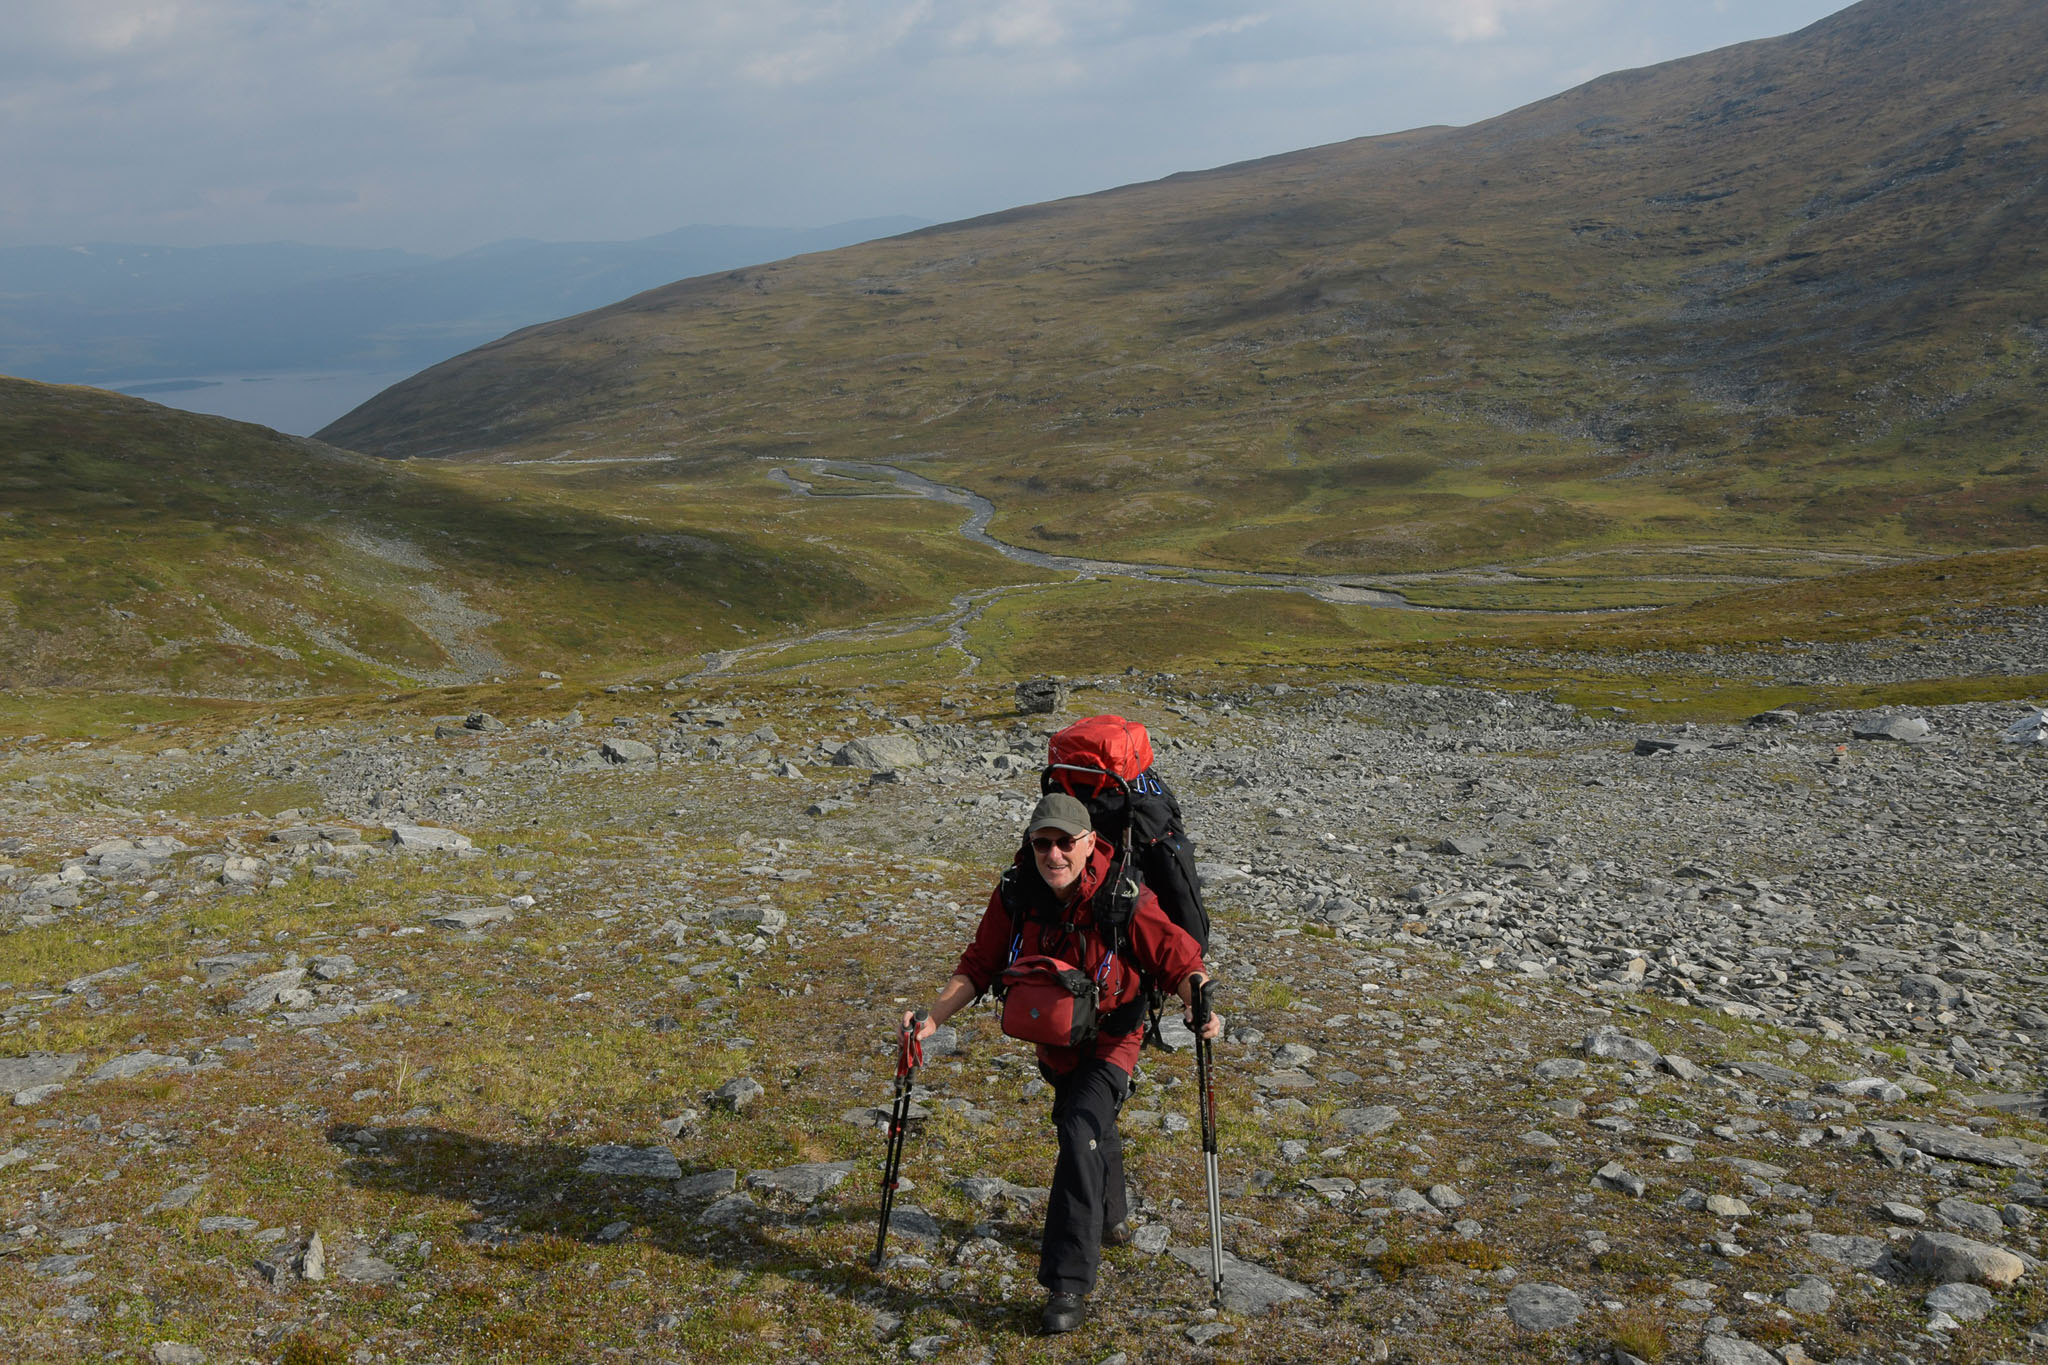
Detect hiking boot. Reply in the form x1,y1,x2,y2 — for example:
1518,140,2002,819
1041,1292,1088,1334
1102,1220,1133,1247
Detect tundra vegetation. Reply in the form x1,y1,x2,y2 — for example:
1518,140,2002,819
5,0,2048,1360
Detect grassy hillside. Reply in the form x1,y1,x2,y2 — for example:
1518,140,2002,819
0,379,1029,696
321,0,2048,577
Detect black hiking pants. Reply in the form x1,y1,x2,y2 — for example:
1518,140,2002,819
1038,1058,1130,1296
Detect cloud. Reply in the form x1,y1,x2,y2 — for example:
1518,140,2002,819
0,0,1857,252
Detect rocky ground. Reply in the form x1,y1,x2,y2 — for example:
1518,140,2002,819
2,667,2045,1364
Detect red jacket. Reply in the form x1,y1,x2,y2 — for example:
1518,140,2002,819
954,839,1206,1076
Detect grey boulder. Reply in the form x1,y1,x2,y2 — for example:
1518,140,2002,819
1505,1282,1583,1331
1908,1231,2028,1288
833,734,925,770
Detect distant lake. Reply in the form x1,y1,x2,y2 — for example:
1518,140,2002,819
107,370,412,438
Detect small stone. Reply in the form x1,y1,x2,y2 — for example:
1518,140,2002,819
1015,679,1069,714
698,1194,756,1228
1935,1196,2006,1237
712,1077,765,1112
337,1251,400,1285
1333,1105,1400,1137
1704,1194,1751,1219
151,1345,206,1365
300,1231,326,1282
673,1169,738,1200
1582,1026,1660,1064
1807,1232,1891,1271
880,1204,941,1244
1781,1275,1833,1314
1593,1162,1647,1198
1924,1282,1993,1323
1505,1282,1583,1331
1134,1225,1172,1254
1700,1336,1779,1365
1879,1201,1926,1225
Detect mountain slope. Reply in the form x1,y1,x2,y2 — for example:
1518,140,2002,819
0,377,1005,696
321,0,2048,573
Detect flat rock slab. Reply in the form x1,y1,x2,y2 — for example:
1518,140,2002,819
745,1161,857,1201
87,1052,189,1084
697,1194,756,1228
1963,1091,2048,1119
1873,1121,2042,1168
430,907,514,930
1167,1247,1313,1315
1808,1232,1893,1271
954,1176,1048,1207
0,1053,84,1091
673,1169,738,1200
336,1252,401,1286
1333,1105,1401,1137
390,825,472,852
1506,1282,1584,1331
881,1204,941,1244
1854,716,1931,742
1701,1337,1780,1365
1925,1282,1994,1322
579,1145,684,1180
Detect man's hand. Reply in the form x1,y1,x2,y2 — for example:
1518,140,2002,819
1183,976,1223,1041
899,1009,937,1044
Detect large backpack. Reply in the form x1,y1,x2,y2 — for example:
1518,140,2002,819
997,714,1208,1047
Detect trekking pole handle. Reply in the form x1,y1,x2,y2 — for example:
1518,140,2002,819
899,1009,929,1074
1191,978,1215,1036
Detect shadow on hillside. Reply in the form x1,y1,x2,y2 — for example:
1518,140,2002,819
326,1122,1039,1337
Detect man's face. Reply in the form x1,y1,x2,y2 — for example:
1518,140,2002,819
1031,827,1093,895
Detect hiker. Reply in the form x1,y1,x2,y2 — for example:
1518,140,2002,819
901,790,1222,1335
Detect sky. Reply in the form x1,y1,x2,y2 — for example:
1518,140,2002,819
5,0,1859,256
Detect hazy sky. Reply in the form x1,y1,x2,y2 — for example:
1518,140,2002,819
7,0,1858,255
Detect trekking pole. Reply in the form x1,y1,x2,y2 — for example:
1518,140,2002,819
1192,979,1223,1307
872,1009,928,1267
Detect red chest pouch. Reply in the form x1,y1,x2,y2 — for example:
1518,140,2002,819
998,955,1100,1048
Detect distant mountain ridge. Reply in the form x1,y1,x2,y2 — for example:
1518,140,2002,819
0,219,927,385
319,0,2048,572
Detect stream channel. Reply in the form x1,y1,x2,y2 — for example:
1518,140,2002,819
767,458,1420,607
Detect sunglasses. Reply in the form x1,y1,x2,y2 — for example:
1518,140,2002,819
1030,831,1089,853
